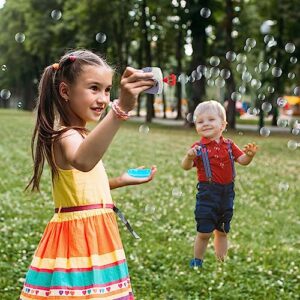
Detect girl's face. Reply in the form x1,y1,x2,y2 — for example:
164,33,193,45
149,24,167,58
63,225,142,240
195,112,226,140
62,65,113,126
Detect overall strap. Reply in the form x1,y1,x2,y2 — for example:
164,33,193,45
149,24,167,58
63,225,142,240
227,142,236,180
197,143,213,182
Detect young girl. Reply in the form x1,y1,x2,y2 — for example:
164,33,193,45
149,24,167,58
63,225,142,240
181,100,257,268
20,49,157,299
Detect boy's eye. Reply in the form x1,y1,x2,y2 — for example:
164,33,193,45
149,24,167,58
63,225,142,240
91,85,98,91
105,87,111,93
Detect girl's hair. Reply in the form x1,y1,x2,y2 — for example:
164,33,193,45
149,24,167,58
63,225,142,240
26,49,113,192
193,100,227,122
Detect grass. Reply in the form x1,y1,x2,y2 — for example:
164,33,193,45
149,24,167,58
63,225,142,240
0,109,299,299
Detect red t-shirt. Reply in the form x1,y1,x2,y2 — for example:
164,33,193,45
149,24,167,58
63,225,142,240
192,136,244,184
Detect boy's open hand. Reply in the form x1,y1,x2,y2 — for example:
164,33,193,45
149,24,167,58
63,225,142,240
243,143,258,157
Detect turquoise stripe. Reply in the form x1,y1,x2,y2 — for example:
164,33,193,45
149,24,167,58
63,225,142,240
25,262,129,288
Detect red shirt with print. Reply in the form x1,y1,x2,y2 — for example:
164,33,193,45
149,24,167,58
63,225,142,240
192,136,244,184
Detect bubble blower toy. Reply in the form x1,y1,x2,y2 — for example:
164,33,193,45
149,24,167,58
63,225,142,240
127,168,152,178
142,67,176,94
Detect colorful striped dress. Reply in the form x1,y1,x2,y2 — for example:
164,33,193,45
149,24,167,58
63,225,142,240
20,160,134,299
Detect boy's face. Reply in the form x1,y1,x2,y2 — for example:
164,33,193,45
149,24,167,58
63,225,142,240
195,113,226,140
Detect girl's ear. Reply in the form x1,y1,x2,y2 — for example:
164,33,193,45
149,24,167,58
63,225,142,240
59,82,70,102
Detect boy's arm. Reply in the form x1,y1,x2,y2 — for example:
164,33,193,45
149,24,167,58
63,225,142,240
236,143,258,165
181,145,199,170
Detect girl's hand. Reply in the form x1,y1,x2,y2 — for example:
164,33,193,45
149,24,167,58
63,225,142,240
119,165,157,186
187,145,200,160
119,67,155,112
243,143,258,157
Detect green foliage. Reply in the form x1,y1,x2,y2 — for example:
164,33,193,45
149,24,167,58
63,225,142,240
0,109,299,299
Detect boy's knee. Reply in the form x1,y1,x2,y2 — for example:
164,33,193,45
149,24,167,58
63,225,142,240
197,232,212,240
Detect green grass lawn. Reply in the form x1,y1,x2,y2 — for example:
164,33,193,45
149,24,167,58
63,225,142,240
0,109,299,299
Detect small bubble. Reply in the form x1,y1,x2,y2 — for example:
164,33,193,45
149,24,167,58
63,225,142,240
292,128,299,135
261,102,272,112
1,65,7,71
258,62,269,72
277,97,287,108
290,57,297,64
288,72,296,80
172,188,183,198
267,86,275,93
239,86,246,94
251,79,262,90
237,53,247,64
15,33,25,43
241,71,252,82
258,93,266,101
220,69,231,79
231,92,242,102
215,77,225,88
186,113,195,123
17,101,23,109
50,9,62,20
225,51,236,62
209,56,220,67
272,67,282,77
260,127,270,137
264,35,274,44
294,87,300,96
287,140,298,150
200,7,211,18
139,124,150,134
269,58,277,65
277,119,288,127
285,43,295,54
278,182,289,191
0,89,11,100
178,74,189,84
246,38,256,48
95,32,107,43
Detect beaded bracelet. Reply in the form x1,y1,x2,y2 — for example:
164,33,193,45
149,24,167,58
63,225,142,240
111,100,130,120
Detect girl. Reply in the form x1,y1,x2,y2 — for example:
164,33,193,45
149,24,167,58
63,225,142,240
20,49,157,299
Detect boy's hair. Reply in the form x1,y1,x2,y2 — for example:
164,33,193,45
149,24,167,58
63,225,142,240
193,100,226,122
26,49,113,192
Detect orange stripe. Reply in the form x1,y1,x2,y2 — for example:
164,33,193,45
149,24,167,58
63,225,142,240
21,287,132,299
35,214,123,259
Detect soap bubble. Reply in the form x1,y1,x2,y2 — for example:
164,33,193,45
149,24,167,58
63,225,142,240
95,32,107,43
0,89,11,100
1,65,7,71
237,64,247,73
261,102,272,112
215,77,225,88
264,35,274,44
225,51,236,62
290,57,297,64
288,72,295,80
231,92,242,101
178,74,189,84
251,79,262,89
272,67,282,77
200,8,211,18
269,58,276,65
260,127,270,137
139,124,150,134
258,93,266,101
241,71,252,82
220,69,231,79
277,119,288,127
267,86,275,93
258,62,269,72
209,56,220,67
287,140,298,150
237,53,247,64
51,10,62,21
246,38,256,48
277,97,287,107
294,87,300,96
239,86,246,94
285,43,295,54
15,33,25,43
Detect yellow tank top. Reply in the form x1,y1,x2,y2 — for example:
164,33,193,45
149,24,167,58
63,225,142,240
52,160,113,209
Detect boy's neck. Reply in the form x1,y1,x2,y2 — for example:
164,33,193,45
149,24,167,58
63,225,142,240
201,135,223,143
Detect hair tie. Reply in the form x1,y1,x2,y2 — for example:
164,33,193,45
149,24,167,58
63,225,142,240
52,63,59,70
69,55,76,62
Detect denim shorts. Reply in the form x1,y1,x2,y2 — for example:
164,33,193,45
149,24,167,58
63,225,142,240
194,182,235,233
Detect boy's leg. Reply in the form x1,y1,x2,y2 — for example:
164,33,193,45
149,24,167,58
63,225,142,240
214,229,228,261
194,232,213,259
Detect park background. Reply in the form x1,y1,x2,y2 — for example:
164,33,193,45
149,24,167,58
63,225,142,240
0,0,299,299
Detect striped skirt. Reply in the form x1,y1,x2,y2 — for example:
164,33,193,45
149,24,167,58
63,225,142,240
20,207,134,299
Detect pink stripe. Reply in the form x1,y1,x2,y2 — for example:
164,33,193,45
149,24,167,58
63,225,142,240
29,259,126,273
24,276,130,290
54,203,114,213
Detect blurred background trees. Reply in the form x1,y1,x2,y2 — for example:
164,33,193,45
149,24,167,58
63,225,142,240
0,0,299,128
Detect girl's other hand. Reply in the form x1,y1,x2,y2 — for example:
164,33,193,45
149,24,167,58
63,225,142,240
119,67,155,112
119,165,157,186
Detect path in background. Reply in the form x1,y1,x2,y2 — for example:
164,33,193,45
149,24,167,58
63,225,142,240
130,116,291,133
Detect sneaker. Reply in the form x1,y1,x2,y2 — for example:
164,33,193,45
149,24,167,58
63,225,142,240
189,258,203,268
